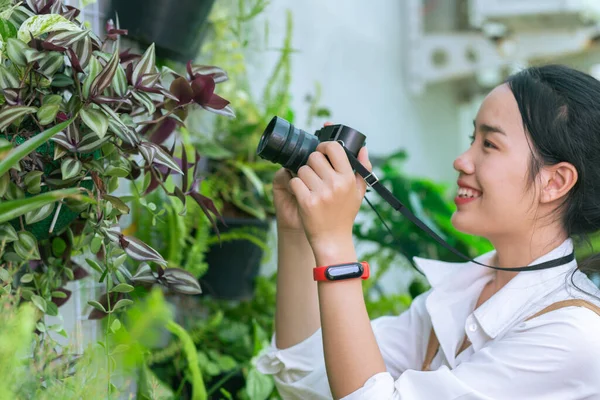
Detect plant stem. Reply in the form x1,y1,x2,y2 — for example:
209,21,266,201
166,320,207,400
104,244,112,398
206,366,242,396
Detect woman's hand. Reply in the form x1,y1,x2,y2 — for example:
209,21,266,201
289,140,372,259
273,167,305,232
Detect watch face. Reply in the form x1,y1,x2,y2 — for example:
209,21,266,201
325,264,364,280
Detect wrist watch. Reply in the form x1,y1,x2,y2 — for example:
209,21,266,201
313,261,370,281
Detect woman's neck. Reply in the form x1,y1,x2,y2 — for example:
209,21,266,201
488,226,569,291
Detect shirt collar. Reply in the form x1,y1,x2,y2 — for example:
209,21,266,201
412,238,577,365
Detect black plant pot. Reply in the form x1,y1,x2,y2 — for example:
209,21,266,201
201,217,270,301
109,0,216,63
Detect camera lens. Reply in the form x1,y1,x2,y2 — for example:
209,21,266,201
257,116,320,173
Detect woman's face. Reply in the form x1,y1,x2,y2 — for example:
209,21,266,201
451,83,540,240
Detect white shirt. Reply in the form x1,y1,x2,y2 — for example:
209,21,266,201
256,239,600,399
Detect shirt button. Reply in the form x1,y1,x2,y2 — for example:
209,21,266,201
468,323,478,332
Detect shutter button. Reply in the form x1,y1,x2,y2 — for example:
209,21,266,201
468,323,478,332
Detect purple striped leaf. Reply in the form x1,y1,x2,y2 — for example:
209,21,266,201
162,268,201,294
90,45,120,98
120,235,166,265
131,43,155,90
0,106,37,131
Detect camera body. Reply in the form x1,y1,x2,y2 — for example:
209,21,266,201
256,116,366,173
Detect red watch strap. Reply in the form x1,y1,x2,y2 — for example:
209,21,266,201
313,261,370,281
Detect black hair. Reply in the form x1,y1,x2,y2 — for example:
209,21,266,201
505,64,600,286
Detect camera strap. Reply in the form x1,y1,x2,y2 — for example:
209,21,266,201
340,144,575,272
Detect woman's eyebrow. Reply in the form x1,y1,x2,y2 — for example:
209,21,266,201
472,119,507,136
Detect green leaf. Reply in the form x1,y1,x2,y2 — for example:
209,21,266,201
110,318,121,333
6,38,28,66
112,299,133,311
112,64,127,97
14,231,40,260
0,173,8,197
24,201,54,224
61,157,82,180
17,14,81,43
85,258,103,274
132,43,155,88
0,223,18,242
102,194,130,214
51,290,67,299
0,118,74,176
246,367,274,400
0,188,81,224
121,235,166,265
0,268,10,283
37,103,60,126
234,161,264,196
82,56,101,99
76,132,109,153
80,108,108,139
0,65,19,89
31,294,47,313
0,19,17,41
46,301,58,316
35,321,46,332
0,106,37,132
23,170,43,194
20,273,33,283
110,283,134,293
37,52,64,77
87,300,106,313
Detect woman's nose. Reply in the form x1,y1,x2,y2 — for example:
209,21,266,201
453,151,475,175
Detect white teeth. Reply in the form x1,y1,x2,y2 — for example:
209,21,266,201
457,187,482,198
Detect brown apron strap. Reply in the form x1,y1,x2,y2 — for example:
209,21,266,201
421,299,600,372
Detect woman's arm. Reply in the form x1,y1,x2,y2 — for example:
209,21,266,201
313,239,387,399
288,141,387,398
275,228,321,349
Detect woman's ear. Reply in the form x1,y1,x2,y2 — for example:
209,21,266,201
539,162,578,204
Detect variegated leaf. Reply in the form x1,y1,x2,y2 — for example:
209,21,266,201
76,132,109,153
0,65,19,89
90,45,120,98
37,103,60,125
24,202,55,224
72,35,91,69
100,104,139,145
131,263,158,285
82,56,101,99
162,268,201,294
131,90,155,115
6,38,28,66
190,65,228,83
112,63,127,97
50,131,76,151
61,157,81,180
204,104,236,118
66,120,80,143
138,142,156,164
103,225,121,243
17,14,82,43
0,223,18,242
14,231,40,260
80,108,108,139
8,6,34,28
132,43,155,87
138,72,160,88
147,143,183,175
46,29,89,48
23,48,44,64
0,106,37,131
53,144,68,160
121,235,166,265
37,52,64,77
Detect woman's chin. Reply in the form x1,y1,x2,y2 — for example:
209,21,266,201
451,211,482,235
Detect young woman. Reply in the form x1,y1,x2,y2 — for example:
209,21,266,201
255,65,600,399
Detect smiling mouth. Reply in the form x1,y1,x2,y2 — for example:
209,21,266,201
456,187,482,199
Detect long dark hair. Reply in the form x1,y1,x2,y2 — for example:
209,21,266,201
506,65,600,286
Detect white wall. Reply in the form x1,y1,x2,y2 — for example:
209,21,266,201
247,0,465,183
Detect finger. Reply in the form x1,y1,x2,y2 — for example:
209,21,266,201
297,165,324,192
289,176,310,202
307,151,336,181
315,142,353,175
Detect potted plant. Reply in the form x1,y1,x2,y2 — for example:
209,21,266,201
109,0,217,63
0,0,234,343
187,0,330,300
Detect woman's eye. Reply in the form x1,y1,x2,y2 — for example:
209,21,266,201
483,140,496,149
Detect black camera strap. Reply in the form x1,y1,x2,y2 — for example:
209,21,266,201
340,144,575,272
